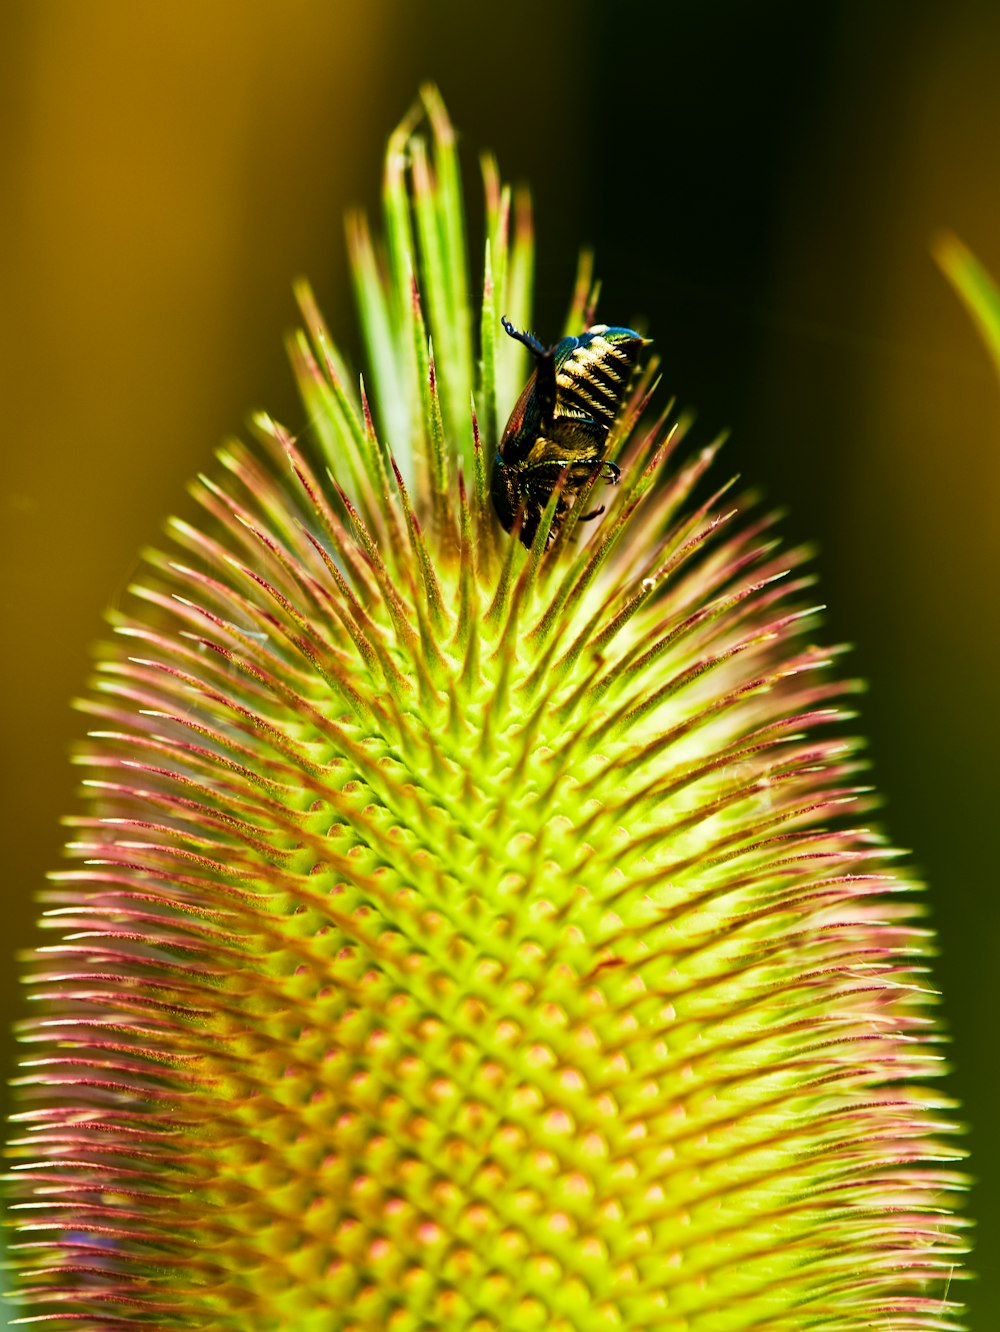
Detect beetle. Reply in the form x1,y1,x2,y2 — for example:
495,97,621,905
490,315,648,547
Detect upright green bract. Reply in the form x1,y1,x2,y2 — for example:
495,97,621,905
5,87,967,1331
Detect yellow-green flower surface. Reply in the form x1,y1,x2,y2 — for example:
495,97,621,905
5,88,967,1331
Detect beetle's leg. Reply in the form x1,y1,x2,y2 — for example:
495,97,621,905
501,316,561,426
501,316,549,359
576,459,619,523
577,504,607,523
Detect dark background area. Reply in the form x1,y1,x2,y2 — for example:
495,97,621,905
2,1,997,1323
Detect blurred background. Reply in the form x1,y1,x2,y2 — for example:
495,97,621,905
1,0,997,1322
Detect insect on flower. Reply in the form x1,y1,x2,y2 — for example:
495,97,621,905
490,315,648,546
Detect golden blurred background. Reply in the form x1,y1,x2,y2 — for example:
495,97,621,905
1,0,997,1322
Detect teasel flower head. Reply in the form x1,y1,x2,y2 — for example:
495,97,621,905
5,86,968,1330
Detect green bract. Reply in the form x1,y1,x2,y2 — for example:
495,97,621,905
5,87,967,1331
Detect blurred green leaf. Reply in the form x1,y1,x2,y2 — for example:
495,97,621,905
934,230,1000,379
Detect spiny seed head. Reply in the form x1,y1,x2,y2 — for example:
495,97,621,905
5,85,967,1330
